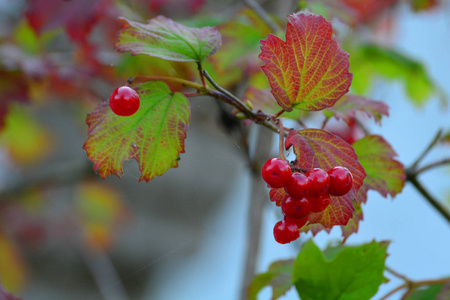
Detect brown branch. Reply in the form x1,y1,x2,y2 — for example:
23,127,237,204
412,158,450,176
379,284,407,300
410,129,443,171
405,174,450,224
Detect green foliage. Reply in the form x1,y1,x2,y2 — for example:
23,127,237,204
83,81,190,181
248,259,294,300
293,240,389,300
350,44,441,106
115,16,222,62
353,135,405,202
405,283,449,300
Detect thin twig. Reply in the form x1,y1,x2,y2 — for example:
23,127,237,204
131,76,205,91
196,62,207,88
379,284,408,300
203,70,251,114
203,70,281,134
386,266,412,283
297,118,308,129
410,129,443,171
413,158,450,176
244,0,282,33
406,174,450,223
321,116,330,130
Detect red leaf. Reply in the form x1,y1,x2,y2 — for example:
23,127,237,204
340,201,363,242
328,95,389,125
25,0,110,42
259,12,352,112
269,187,286,206
285,129,366,230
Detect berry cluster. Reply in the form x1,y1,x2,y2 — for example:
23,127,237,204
109,86,140,116
261,158,353,244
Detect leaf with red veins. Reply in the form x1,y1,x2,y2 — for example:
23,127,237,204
353,135,405,200
340,201,363,242
116,16,221,62
25,0,110,43
285,129,366,229
328,95,389,125
83,81,190,182
259,12,352,112
270,187,286,206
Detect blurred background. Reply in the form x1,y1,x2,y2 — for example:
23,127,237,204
0,0,449,299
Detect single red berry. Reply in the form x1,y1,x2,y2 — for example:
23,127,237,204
308,194,331,213
306,168,330,196
109,86,140,116
281,196,311,219
284,172,310,198
285,216,308,229
273,219,300,244
328,166,353,196
261,158,292,188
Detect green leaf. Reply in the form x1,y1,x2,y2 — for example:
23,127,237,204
293,240,389,300
83,81,190,181
350,44,441,106
353,135,405,202
115,16,222,62
405,281,450,300
259,12,352,112
248,259,294,300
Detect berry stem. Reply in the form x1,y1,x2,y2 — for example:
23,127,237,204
274,108,285,118
277,119,287,162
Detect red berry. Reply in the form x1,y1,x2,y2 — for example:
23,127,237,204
281,196,311,219
285,216,308,229
328,166,353,196
261,158,292,188
273,219,299,244
308,194,331,213
109,86,140,116
284,172,310,198
306,168,330,196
